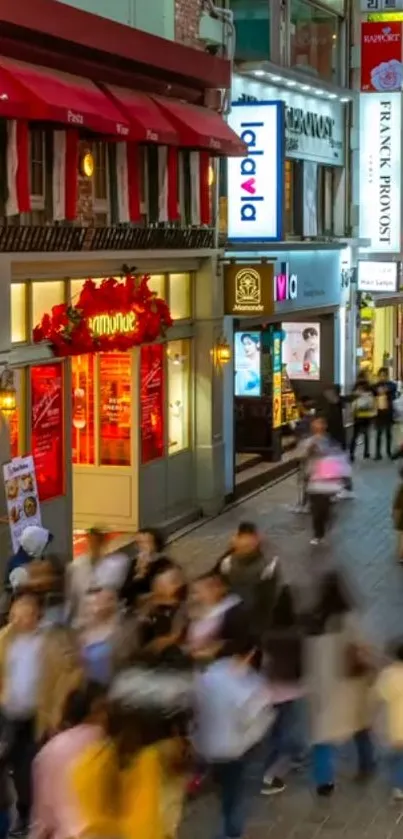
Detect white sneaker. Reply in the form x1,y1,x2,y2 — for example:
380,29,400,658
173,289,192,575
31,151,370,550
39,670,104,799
393,788,403,801
310,538,320,546
337,489,356,500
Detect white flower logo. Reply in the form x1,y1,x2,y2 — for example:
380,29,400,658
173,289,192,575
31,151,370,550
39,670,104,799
371,59,403,91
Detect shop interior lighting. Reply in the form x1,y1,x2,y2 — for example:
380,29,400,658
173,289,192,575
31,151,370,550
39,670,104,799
251,69,352,103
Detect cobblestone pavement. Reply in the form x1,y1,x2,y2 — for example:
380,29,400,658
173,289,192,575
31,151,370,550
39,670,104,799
176,456,403,839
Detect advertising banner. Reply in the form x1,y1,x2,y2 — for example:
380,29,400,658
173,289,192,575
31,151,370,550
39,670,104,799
3,455,42,552
272,331,282,429
359,92,401,252
234,332,261,397
227,101,284,242
282,322,321,380
361,21,402,92
31,364,64,501
140,344,164,463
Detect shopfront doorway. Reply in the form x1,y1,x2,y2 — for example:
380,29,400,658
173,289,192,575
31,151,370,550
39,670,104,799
72,350,139,534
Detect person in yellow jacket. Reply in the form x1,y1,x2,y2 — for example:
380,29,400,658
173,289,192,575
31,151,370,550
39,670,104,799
70,659,193,839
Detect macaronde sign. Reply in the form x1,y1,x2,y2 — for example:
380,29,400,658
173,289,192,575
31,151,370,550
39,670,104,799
227,101,284,242
232,75,345,167
359,92,401,253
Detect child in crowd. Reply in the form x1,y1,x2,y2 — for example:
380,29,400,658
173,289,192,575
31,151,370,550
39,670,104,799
392,467,403,563
376,641,403,799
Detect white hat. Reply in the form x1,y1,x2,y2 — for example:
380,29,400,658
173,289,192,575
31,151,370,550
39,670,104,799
19,526,51,558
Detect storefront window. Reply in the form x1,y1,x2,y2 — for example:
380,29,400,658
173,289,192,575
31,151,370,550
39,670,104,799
169,274,191,320
11,284,27,343
70,278,108,303
167,340,191,455
232,0,271,61
9,369,25,459
148,275,166,300
99,353,131,466
31,363,64,501
140,344,164,464
290,0,339,83
32,281,64,332
72,355,95,465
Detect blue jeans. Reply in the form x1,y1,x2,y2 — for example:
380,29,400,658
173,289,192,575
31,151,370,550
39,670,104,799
312,729,374,787
213,757,247,839
264,700,305,775
390,750,403,789
0,812,9,839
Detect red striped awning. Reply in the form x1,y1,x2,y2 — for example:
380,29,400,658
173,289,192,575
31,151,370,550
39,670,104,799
152,95,246,156
0,57,130,137
103,85,178,145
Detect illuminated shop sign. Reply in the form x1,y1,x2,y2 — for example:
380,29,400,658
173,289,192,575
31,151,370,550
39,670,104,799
88,312,136,337
274,265,298,302
227,101,284,242
357,261,398,292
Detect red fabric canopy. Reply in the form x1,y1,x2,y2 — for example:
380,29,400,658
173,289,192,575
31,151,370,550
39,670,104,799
0,58,130,137
0,68,35,119
152,96,247,156
103,85,178,146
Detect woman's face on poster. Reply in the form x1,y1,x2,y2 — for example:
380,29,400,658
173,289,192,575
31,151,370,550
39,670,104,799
241,335,258,359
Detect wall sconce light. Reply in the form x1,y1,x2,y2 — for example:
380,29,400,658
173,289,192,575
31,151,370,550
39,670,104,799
214,336,231,366
80,150,94,178
0,366,16,417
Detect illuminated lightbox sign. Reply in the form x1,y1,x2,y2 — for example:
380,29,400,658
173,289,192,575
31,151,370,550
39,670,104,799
357,261,398,292
89,312,136,336
359,92,401,253
227,101,284,242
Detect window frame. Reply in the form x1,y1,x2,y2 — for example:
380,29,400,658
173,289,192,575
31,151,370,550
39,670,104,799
288,0,342,84
29,128,46,210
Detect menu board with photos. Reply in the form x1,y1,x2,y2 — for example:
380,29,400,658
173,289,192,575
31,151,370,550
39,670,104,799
3,455,42,552
31,364,64,501
99,352,131,466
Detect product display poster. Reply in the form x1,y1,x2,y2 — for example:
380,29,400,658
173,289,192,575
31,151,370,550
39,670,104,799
234,331,261,397
3,455,42,552
282,322,321,380
140,344,164,463
31,364,64,501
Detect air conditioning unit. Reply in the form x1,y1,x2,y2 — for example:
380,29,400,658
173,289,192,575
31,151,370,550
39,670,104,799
198,11,225,47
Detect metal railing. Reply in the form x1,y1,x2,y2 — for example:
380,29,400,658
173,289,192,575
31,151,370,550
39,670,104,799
0,225,216,253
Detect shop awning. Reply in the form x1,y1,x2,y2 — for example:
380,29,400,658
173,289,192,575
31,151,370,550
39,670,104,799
102,85,178,145
0,58,130,137
152,96,247,156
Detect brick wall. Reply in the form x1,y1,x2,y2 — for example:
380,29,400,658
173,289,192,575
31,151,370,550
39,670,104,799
175,0,204,48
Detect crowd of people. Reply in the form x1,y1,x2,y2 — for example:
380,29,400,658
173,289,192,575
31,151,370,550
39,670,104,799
0,365,403,838
0,509,403,839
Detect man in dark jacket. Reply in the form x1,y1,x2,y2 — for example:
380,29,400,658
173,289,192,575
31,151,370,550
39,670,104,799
215,522,280,637
373,367,397,460
322,385,346,450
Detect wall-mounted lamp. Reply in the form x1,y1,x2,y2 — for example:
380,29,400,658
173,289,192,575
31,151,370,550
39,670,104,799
80,150,94,178
208,164,215,187
0,366,16,417
214,336,231,366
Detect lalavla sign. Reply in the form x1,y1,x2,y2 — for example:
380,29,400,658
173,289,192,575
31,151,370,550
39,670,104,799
232,75,345,167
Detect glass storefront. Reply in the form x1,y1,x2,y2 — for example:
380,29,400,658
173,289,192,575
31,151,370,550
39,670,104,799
232,0,271,61
10,271,194,530
290,0,340,82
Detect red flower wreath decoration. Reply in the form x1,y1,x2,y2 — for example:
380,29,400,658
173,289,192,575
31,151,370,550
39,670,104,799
33,274,173,357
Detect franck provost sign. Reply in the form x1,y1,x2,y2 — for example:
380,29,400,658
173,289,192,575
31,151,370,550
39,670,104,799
359,92,401,253
231,75,345,166
227,101,284,242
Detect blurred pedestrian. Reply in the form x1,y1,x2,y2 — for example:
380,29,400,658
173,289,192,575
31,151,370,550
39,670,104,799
375,640,403,799
29,682,108,839
187,569,245,663
261,585,305,795
216,522,280,636
138,563,188,664
0,712,12,839
349,376,375,462
194,633,272,839
121,528,168,610
293,396,316,513
392,466,403,563
304,571,375,796
300,416,345,545
322,385,355,499
67,528,129,627
373,367,397,460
